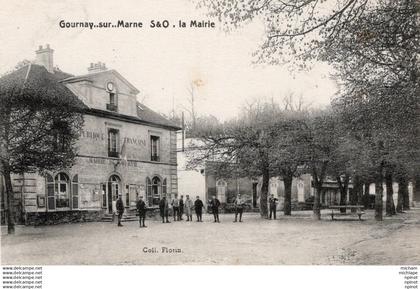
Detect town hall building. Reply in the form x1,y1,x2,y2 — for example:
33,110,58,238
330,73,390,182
1,45,180,224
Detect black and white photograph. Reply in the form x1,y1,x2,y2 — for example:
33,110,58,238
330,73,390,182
0,0,419,287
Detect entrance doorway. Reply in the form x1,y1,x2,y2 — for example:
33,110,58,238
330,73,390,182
107,175,121,213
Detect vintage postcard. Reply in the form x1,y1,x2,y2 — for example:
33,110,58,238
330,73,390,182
0,0,419,284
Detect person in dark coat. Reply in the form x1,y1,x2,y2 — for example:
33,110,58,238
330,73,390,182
194,196,204,222
179,195,184,220
268,194,278,220
233,194,245,222
159,196,170,223
171,196,180,221
136,196,147,228
116,195,125,227
209,195,221,223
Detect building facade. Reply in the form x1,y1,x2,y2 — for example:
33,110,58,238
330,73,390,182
1,45,180,224
177,138,206,201
205,161,314,211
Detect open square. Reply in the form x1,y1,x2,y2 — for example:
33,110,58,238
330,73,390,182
2,209,419,265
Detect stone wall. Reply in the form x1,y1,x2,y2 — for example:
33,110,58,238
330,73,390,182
25,210,104,226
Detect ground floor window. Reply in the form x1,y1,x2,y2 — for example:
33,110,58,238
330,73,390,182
146,176,167,206
46,172,78,210
55,173,69,208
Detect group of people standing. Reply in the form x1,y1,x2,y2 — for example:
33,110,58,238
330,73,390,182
114,193,280,227
158,195,205,223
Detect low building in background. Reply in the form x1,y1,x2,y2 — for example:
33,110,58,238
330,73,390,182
204,161,313,211
177,138,206,201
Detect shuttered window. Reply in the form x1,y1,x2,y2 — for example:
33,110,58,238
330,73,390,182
72,175,79,209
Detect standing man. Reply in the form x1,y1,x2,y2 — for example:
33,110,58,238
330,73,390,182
116,194,124,227
171,196,180,221
269,194,278,220
136,196,147,228
233,193,244,222
179,195,184,220
159,196,170,223
194,196,204,222
184,195,193,221
209,195,221,223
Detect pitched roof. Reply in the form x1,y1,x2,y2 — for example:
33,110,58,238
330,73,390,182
85,106,181,130
136,102,181,129
53,68,74,80
0,64,87,110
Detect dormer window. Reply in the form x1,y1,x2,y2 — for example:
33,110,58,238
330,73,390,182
106,81,118,112
109,92,116,105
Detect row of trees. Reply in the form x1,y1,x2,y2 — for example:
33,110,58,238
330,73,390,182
190,0,419,220
187,97,417,221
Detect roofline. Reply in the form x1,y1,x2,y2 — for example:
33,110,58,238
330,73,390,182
84,108,182,131
61,77,92,84
60,69,140,94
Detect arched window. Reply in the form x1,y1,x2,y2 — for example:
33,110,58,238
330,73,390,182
54,173,70,208
146,176,162,206
152,177,161,206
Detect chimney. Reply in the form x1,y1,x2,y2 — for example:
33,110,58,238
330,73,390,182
35,44,54,73
87,61,107,73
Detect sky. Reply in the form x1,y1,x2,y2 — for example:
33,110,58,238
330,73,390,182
0,0,338,121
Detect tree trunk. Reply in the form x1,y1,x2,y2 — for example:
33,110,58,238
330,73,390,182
283,174,293,216
396,180,404,213
385,171,396,216
4,167,15,234
374,165,384,221
353,175,363,210
337,175,349,213
259,168,269,218
396,175,407,213
402,176,410,210
312,181,322,220
363,182,370,209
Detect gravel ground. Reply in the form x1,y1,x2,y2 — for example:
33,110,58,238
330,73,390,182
1,208,419,265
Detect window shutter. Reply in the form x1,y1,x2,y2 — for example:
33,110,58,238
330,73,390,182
146,177,152,206
162,178,167,195
72,174,79,209
46,174,55,211
101,183,107,208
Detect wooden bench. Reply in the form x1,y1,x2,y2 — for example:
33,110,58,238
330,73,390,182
329,205,365,220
